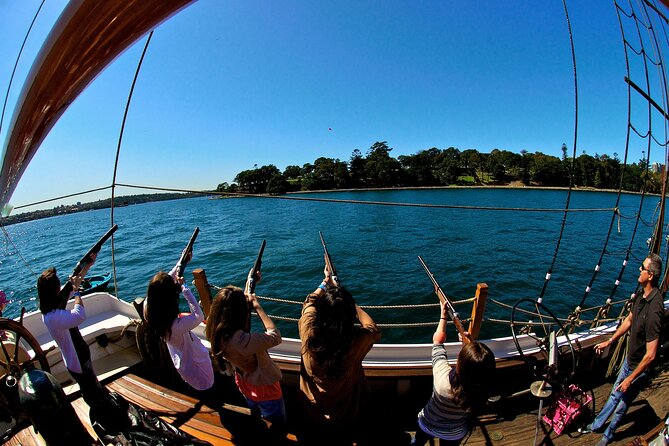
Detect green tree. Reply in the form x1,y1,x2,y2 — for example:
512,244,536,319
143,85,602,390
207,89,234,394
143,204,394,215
529,152,566,186
364,141,402,187
574,153,596,187
302,157,349,190
267,174,289,195
234,165,280,193
433,147,461,185
399,148,440,186
349,149,366,187
283,165,302,179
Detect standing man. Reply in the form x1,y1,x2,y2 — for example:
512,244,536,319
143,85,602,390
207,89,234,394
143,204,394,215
581,253,664,446
37,253,110,409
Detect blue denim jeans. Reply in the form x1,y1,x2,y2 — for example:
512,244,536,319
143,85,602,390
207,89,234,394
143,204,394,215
589,359,646,443
245,396,286,424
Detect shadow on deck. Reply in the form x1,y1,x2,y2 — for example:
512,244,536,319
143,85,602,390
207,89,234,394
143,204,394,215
5,359,668,445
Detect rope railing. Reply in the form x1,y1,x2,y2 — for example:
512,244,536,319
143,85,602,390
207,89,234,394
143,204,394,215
215,281,626,330
203,281,473,309
254,310,469,329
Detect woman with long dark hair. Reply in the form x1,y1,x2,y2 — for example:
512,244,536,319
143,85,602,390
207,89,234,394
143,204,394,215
298,263,381,442
415,303,496,445
205,271,285,424
144,254,214,392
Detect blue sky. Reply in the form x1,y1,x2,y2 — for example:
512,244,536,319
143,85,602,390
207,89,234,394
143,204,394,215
0,1,661,212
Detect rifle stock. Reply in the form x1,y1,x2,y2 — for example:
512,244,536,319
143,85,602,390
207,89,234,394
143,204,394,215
418,255,470,344
319,231,340,287
59,224,118,307
175,227,199,278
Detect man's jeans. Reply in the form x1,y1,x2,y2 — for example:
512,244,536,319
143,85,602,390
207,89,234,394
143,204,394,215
589,359,646,443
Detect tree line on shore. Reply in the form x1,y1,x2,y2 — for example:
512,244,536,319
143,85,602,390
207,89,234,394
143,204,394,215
217,141,662,195
1,193,193,226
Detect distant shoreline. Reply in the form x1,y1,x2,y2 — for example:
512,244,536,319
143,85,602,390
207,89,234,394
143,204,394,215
283,183,653,196
3,184,653,226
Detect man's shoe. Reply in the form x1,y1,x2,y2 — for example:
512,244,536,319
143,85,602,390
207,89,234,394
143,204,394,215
577,425,593,434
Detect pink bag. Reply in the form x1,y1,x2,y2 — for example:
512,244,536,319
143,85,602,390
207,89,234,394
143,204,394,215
543,384,592,435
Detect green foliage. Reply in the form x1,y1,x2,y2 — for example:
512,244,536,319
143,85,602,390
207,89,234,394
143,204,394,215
267,174,289,195
235,164,281,193
220,142,662,194
302,157,350,190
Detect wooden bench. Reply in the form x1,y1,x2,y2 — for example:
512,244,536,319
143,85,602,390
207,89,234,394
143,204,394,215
106,373,297,445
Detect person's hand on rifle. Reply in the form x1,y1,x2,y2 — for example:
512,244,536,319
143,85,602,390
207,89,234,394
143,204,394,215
245,268,262,295
181,247,193,266
80,252,97,278
246,292,261,311
70,274,85,291
314,264,332,295
458,331,472,343
323,259,336,287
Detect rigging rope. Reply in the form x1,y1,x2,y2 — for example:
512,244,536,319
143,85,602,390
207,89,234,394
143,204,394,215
0,222,37,278
0,0,45,139
110,182,616,213
12,186,112,211
536,0,580,306
109,31,154,298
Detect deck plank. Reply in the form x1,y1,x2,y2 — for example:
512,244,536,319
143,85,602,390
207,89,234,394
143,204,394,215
463,363,669,446
4,425,44,446
5,360,667,445
106,373,295,445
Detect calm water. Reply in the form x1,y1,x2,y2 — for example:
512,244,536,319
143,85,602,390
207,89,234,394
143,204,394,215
0,188,658,342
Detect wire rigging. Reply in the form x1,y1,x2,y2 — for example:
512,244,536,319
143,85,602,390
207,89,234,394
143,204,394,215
108,31,154,298
0,0,46,139
535,0,580,306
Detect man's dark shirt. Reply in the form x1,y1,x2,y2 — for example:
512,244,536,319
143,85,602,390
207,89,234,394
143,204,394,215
628,287,664,368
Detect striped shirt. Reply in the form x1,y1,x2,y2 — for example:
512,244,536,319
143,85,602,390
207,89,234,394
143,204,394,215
417,344,469,441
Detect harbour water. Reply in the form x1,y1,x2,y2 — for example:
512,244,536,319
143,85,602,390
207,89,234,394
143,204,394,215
0,188,658,342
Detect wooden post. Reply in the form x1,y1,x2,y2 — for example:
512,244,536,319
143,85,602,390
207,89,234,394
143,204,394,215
192,268,212,318
467,283,488,340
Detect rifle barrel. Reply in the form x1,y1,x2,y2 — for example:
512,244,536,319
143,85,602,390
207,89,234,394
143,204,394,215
176,227,199,277
418,256,470,343
319,231,339,287
60,224,118,307
248,239,266,295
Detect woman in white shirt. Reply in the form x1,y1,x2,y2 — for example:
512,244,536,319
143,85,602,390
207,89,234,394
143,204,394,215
144,260,214,392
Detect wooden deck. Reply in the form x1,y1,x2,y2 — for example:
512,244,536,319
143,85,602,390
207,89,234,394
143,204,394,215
466,361,669,446
5,360,668,445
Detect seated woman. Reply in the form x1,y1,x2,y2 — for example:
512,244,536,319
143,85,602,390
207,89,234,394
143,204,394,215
205,270,285,424
298,263,381,443
144,253,214,392
415,304,496,446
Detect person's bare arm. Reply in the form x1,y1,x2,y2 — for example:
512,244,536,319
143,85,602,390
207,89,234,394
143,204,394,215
594,312,632,354
617,339,658,392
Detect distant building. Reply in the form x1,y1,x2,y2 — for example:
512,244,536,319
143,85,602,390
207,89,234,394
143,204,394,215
651,162,663,174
